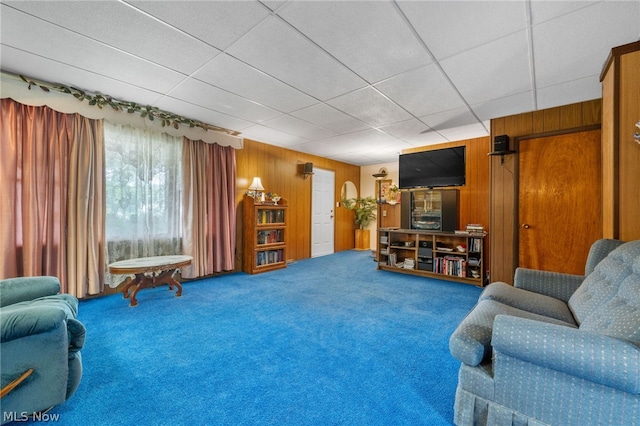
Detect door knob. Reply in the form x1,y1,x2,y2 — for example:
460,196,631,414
521,224,530,229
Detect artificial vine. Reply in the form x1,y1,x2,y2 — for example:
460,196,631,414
20,74,239,135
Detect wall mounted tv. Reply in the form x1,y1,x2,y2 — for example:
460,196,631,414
399,146,466,189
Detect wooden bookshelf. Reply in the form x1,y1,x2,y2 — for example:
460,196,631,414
243,195,287,274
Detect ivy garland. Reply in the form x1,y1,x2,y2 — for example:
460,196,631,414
20,74,239,135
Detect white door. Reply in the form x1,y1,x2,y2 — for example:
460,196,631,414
311,168,335,257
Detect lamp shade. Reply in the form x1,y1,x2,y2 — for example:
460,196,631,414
248,177,264,191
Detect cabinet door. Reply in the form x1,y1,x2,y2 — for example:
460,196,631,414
518,129,602,275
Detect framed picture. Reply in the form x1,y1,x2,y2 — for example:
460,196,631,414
378,179,400,204
378,179,392,203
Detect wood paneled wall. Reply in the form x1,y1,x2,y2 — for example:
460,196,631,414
235,139,360,271
601,41,640,242
489,99,602,284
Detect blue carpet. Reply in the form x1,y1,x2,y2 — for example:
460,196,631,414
47,250,481,425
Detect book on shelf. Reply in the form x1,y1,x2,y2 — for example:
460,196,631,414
256,249,284,266
465,224,485,235
434,255,467,277
468,238,483,252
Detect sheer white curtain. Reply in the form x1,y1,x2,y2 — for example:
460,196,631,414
104,121,182,287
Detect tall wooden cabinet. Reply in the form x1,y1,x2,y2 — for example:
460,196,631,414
601,40,640,241
243,195,287,274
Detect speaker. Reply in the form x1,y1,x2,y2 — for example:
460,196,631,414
494,135,509,152
303,162,314,174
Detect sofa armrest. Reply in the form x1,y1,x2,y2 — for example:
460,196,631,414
0,276,61,307
67,318,86,353
492,315,640,393
0,305,66,343
513,268,584,302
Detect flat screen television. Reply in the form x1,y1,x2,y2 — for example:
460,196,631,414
399,146,466,189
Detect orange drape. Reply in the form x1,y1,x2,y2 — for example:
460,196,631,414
0,99,105,296
182,138,236,277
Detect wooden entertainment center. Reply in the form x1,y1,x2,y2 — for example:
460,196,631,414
377,228,486,286
376,188,486,286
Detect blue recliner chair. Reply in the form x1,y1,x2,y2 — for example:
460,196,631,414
0,276,85,423
449,239,640,425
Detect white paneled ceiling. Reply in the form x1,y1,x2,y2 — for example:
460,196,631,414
1,0,638,166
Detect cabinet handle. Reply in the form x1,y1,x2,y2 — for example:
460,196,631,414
521,223,530,229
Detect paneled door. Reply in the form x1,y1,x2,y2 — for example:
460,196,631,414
311,168,335,257
518,129,602,275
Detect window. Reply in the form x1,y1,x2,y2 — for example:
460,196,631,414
104,122,182,269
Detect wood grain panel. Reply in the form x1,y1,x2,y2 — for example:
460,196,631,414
559,103,583,129
618,50,640,241
543,107,561,132
518,130,602,275
489,99,602,284
380,203,401,228
601,61,617,238
582,99,603,126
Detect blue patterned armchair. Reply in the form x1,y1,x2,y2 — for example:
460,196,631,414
449,239,640,425
0,276,85,423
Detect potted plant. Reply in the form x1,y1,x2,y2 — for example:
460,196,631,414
343,196,377,250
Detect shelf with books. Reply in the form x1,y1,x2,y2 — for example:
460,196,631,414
377,228,486,286
243,195,287,274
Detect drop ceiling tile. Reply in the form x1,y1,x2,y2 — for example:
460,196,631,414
375,63,465,117
0,5,185,93
4,1,219,75
438,123,489,141
401,129,454,148
358,148,404,165
440,30,532,105
308,129,403,155
261,115,336,140
261,1,288,13
398,0,527,60
240,124,310,148
379,119,449,146
419,107,481,131
470,91,535,122
278,1,432,83
299,135,404,164
533,2,640,89
289,103,370,134
536,75,601,111
530,1,600,25
339,152,390,166
153,96,254,132
129,0,271,51
294,140,347,158
225,16,367,100
167,79,282,123
193,54,317,113
0,46,166,107
327,87,413,128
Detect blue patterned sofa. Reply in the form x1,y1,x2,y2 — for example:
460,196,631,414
449,239,640,425
0,276,85,423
